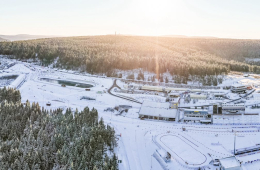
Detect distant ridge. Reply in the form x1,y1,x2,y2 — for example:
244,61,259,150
0,34,60,41
106,34,219,39
161,35,188,38
0,37,8,42
161,35,218,39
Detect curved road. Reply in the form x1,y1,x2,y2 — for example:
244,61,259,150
108,79,142,104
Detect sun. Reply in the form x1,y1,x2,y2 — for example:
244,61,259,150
135,0,184,21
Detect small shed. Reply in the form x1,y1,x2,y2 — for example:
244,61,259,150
46,102,51,106
85,88,91,91
61,84,66,87
219,156,241,170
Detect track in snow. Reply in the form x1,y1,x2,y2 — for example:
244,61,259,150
108,79,142,104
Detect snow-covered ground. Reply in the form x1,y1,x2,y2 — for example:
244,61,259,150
1,59,260,170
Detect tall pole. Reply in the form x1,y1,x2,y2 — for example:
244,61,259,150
135,130,136,142
234,131,236,155
151,155,152,169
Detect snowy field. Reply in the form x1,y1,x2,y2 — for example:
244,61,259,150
1,59,260,170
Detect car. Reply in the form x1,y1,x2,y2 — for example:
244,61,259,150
213,162,220,166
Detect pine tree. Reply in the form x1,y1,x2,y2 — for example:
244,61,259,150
0,88,118,170
165,76,169,83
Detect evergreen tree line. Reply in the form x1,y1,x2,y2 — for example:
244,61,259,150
0,88,118,170
0,87,21,103
1,36,260,78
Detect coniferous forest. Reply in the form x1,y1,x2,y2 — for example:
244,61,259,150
1,36,260,77
2,36,260,86
0,88,118,170
0,87,21,103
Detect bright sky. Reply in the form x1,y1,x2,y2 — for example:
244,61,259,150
1,0,260,39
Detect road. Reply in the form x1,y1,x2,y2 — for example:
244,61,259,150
108,79,142,104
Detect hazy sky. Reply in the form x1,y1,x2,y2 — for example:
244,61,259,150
1,0,260,39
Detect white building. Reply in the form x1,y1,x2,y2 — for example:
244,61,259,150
231,84,247,93
211,91,227,97
168,92,180,98
139,101,177,121
167,92,180,108
219,156,241,170
222,103,245,114
183,109,212,123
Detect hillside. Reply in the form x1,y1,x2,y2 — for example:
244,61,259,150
0,37,8,42
1,35,260,79
0,34,58,41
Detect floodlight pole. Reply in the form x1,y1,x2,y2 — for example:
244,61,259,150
234,131,236,155
110,112,112,124
135,130,136,142
151,155,152,169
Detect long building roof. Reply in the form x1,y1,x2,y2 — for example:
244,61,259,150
190,94,207,98
219,156,240,169
235,145,260,153
184,109,208,112
139,101,177,118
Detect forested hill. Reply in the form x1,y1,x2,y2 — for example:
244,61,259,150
1,35,260,76
0,34,57,41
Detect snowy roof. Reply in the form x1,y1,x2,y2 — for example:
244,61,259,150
167,87,188,91
222,103,244,106
9,74,26,88
142,86,163,91
184,109,208,112
169,92,180,96
208,90,228,93
139,101,176,118
190,89,202,92
212,92,226,95
235,145,260,153
253,93,260,97
232,84,246,88
219,156,240,169
190,94,207,98
142,101,169,109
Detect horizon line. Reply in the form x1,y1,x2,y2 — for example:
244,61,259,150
1,33,260,40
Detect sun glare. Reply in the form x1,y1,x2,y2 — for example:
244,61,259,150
136,0,184,21
131,0,190,35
